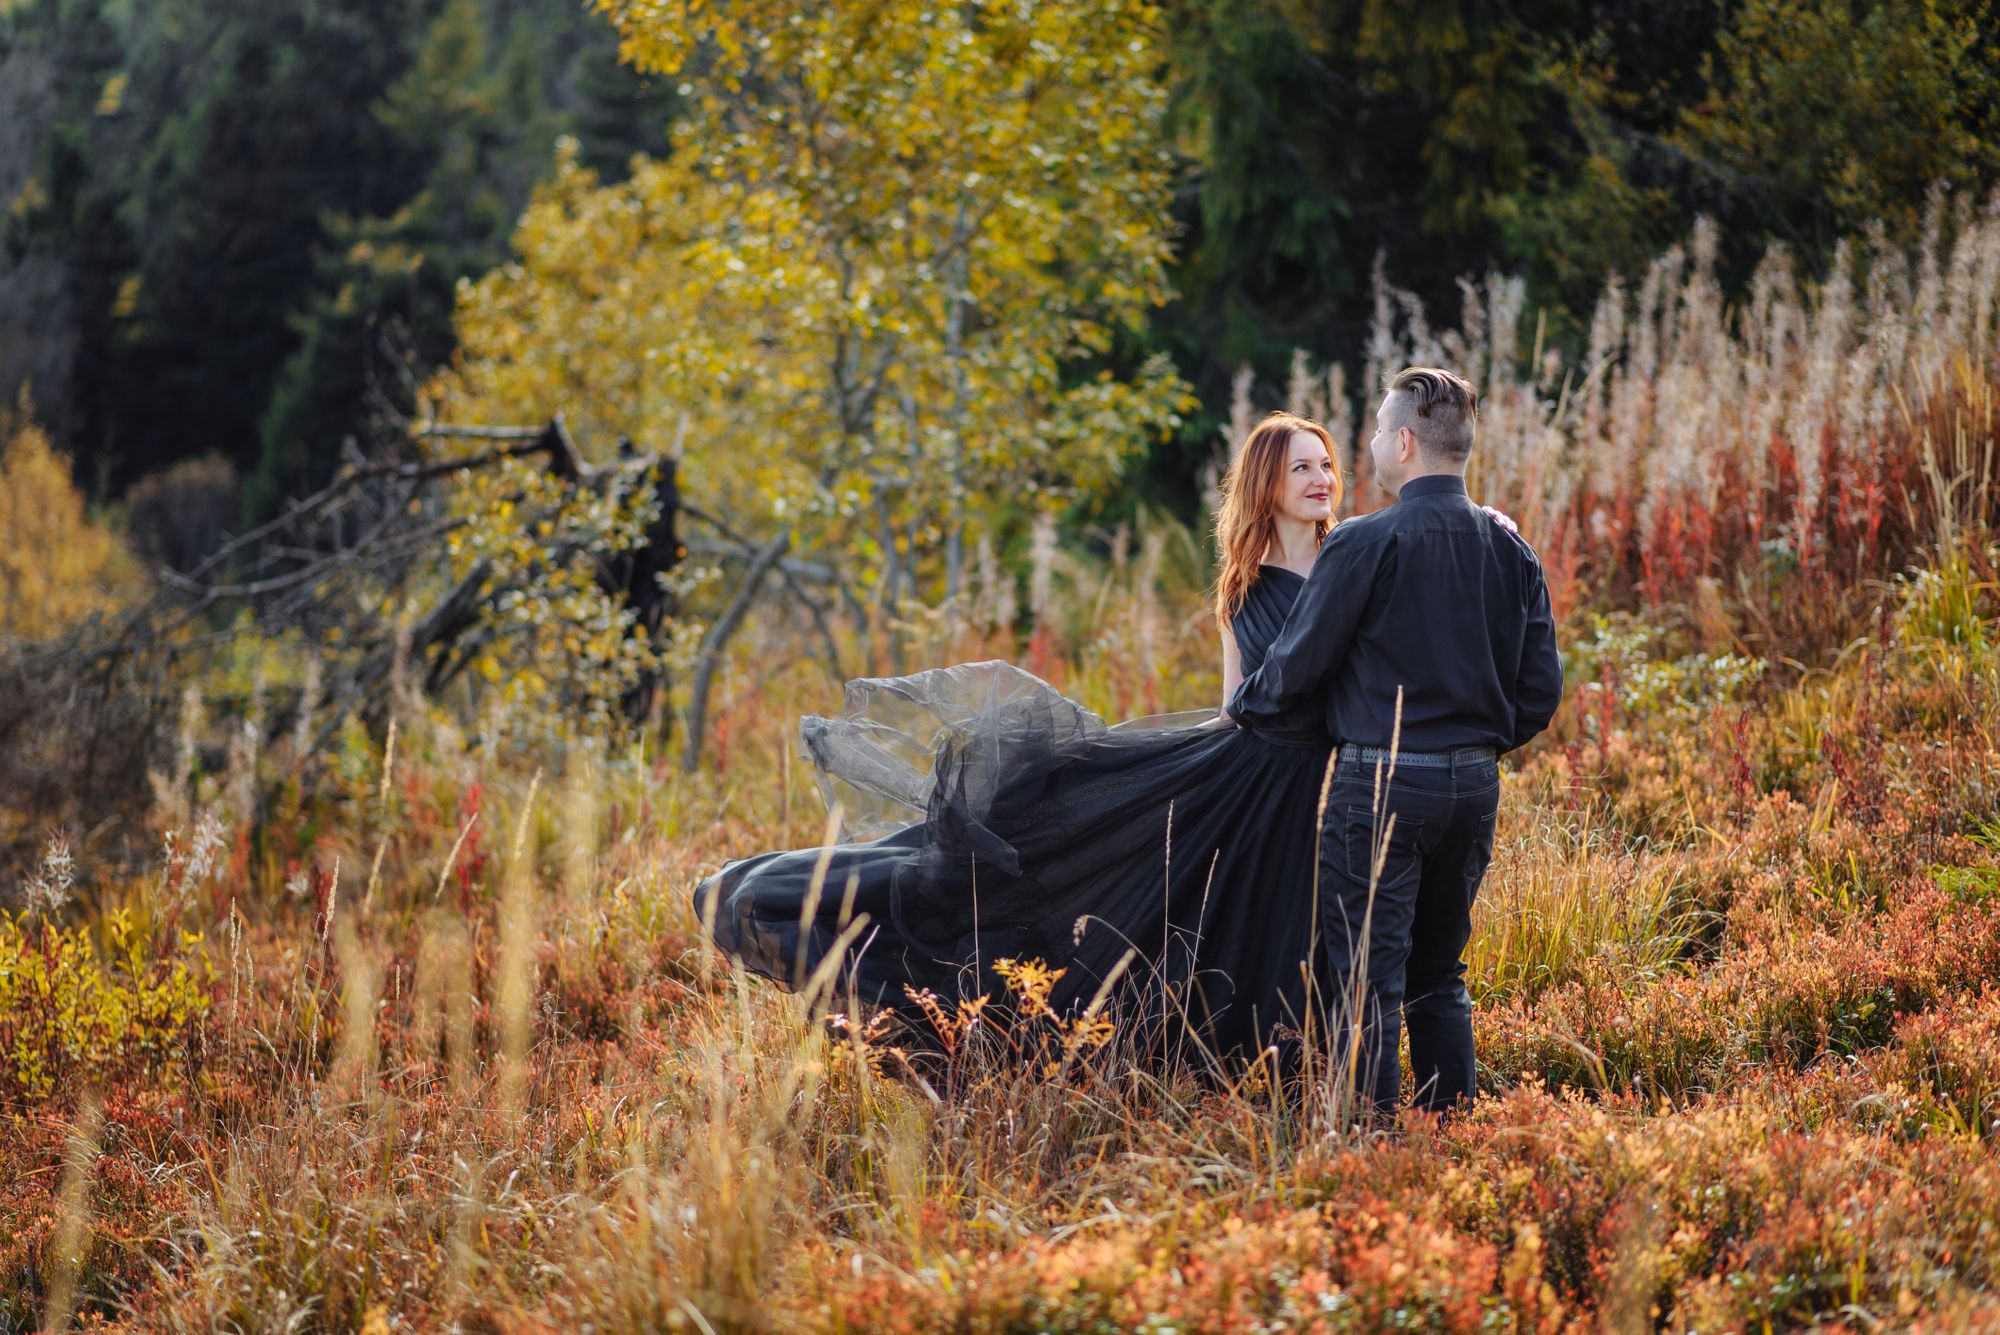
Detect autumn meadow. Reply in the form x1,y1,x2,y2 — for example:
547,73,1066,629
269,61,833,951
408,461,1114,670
8,0,2000,1331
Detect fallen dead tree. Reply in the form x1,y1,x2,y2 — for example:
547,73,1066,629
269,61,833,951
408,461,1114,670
0,412,850,872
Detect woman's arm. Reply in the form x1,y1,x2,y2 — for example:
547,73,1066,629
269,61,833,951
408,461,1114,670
1220,620,1243,706
1201,621,1243,728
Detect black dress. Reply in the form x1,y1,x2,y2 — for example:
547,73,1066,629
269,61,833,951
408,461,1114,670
693,565,1335,1066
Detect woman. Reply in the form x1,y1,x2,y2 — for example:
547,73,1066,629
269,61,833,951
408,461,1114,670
694,412,1342,1069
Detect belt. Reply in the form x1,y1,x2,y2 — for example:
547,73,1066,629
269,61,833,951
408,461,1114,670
1336,744,1497,768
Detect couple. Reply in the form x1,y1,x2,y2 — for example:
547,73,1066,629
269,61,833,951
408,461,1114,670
694,367,1563,1115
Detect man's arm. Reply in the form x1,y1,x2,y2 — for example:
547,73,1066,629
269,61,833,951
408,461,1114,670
1226,526,1384,729
1508,558,1564,751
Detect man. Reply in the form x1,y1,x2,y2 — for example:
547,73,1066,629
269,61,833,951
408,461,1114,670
1225,366,1563,1117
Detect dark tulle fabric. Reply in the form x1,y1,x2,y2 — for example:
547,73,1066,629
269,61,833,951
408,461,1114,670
693,566,1335,1065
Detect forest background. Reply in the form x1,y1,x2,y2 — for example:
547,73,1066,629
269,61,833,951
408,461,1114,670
11,1,2000,1330
8,0,1996,516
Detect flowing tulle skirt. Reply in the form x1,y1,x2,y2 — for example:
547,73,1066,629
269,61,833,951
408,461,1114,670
694,662,1335,1065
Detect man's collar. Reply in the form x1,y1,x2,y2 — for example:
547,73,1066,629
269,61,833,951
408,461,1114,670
1398,473,1468,501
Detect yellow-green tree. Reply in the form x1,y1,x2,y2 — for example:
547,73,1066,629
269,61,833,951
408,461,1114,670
432,0,1187,618
0,397,139,643
1676,0,2000,255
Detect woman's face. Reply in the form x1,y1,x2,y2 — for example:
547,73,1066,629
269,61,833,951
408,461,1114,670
1277,430,1336,523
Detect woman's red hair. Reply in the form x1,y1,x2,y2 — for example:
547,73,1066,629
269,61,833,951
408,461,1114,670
1212,411,1339,626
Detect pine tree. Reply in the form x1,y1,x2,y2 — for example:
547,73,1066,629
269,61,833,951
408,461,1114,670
250,0,678,514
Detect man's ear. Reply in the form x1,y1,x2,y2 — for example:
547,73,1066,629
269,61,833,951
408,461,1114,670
1397,425,1418,462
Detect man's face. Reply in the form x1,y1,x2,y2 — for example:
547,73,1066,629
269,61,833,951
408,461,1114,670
1368,392,1409,492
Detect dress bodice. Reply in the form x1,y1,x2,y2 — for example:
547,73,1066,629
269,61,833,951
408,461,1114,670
1229,566,1329,749
1231,565,1301,675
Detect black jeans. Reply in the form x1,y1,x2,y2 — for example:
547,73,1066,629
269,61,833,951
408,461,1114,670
1318,747,1500,1116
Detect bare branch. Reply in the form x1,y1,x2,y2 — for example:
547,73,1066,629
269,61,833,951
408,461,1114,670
682,532,791,772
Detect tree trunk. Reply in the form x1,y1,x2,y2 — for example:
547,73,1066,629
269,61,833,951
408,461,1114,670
592,447,681,729
681,531,789,772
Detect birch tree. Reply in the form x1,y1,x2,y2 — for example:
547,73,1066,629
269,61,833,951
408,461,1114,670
431,0,1188,627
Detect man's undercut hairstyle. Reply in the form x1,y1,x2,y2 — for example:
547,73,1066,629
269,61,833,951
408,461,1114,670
1387,366,1480,462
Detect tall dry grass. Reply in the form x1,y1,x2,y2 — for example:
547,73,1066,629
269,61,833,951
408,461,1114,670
1336,196,2000,657
8,538,1994,1329
5,593,1999,1329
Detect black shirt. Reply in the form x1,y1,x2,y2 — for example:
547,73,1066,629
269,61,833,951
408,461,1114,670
1226,474,1563,754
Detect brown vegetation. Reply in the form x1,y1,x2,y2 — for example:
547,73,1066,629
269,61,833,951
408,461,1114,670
8,202,2000,1330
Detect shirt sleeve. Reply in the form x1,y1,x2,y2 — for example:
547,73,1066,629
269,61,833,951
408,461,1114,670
1508,556,1564,752
1225,525,1385,730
